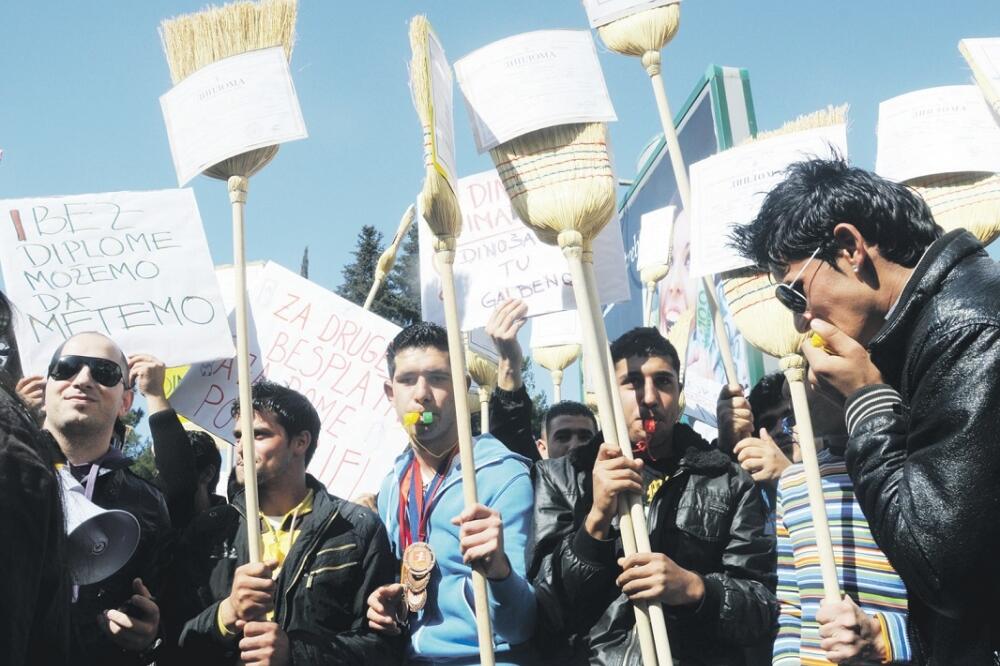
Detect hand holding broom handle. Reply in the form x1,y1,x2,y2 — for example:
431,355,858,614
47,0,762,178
364,204,416,311
229,175,263,563
434,237,497,666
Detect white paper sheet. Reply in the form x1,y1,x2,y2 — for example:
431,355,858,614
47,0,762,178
876,85,1000,183
0,189,235,375
160,47,308,186
960,38,1000,115
427,27,458,190
581,0,680,28
529,309,582,349
689,124,848,279
455,30,617,153
638,205,676,271
419,169,630,330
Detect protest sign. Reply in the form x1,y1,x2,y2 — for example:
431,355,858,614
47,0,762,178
0,188,235,375
170,261,407,500
875,85,1000,183
455,30,617,152
581,0,680,28
689,123,848,278
160,46,308,186
418,169,630,331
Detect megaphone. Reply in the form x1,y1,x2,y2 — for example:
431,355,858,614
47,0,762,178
58,467,141,586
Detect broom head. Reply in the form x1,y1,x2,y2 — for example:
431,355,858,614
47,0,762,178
410,15,462,244
596,3,680,57
159,0,297,181
466,348,498,390
906,172,1000,246
490,123,616,248
532,343,582,373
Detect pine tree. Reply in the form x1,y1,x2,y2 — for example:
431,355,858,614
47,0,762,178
337,225,401,322
384,223,421,327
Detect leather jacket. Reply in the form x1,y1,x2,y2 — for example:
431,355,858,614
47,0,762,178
529,424,778,665
843,229,1000,664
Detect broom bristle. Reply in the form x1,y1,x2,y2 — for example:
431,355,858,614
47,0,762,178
906,172,1000,246
409,15,462,241
532,344,582,373
466,350,498,389
596,4,680,57
489,123,616,245
744,105,848,145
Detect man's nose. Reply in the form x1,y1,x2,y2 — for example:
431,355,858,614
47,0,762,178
413,376,432,402
641,377,658,405
71,365,95,386
794,312,812,334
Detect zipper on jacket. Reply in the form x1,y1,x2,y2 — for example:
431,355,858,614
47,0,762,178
305,561,358,589
280,507,342,624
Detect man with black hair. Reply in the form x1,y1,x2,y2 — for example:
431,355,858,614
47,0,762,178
177,380,403,665
731,156,1000,663
366,321,537,665
42,332,170,666
530,326,777,664
537,400,597,460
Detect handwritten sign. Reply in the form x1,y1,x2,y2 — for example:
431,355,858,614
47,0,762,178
160,47,308,186
875,85,1000,183
0,188,235,375
689,124,848,278
455,30,617,153
960,38,1000,116
418,169,630,331
582,0,680,28
170,262,406,499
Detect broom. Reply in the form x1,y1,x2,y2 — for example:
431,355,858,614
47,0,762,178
960,39,1000,116
532,343,581,402
720,107,848,605
641,262,671,327
595,2,739,387
364,204,416,310
160,0,297,564
491,122,667,666
410,16,495,665
465,340,498,433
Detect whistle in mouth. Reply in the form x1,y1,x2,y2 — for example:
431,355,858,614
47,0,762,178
810,333,833,354
642,418,657,434
403,412,434,427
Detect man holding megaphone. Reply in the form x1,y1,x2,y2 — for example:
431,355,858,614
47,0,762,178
42,331,171,666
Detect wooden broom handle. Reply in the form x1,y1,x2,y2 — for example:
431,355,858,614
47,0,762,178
229,175,262,564
562,232,658,666
783,358,841,602
583,255,673,666
644,51,740,388
434,243,496,666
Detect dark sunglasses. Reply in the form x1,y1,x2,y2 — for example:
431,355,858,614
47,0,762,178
773,246,823,314
48,355,125,387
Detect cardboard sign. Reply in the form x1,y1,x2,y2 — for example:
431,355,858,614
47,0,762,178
582,0,680,28
170,262,406,500
689,124,848,278
160,47,308,186
418,169,630,331
455,30,617,152
0,188,235,375
637,205,676,271
876,85,1000,183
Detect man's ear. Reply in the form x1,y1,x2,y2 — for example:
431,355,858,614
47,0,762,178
291,431,312,458
119,387,134,416
535,438,548,460
832,223,871,271
383,379,394,402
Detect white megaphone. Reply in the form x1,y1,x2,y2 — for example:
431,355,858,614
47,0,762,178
58,467,141,585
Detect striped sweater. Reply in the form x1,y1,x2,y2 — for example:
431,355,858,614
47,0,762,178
774,449,911,665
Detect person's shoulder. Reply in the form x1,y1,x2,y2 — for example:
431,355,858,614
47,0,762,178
314,487,387,544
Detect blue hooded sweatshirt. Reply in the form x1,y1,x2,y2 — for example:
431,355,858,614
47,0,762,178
377,434,536,665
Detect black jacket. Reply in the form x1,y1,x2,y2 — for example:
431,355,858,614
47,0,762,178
529,425,778,665
489,385,541,462
175,475,404,665
843,230,1000,664
0,387,71,666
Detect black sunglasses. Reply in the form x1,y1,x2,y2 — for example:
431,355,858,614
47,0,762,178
48,355,125,387
773,246,823,314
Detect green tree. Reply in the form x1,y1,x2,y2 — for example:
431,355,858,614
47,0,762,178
122,407,156,481
338,223,422,328
384,223,421,327
336,225,394,320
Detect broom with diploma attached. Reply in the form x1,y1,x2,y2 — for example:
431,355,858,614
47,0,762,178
159,0,297,564
410,16,496,665
532,343,581,403
465,340,498,433
364,205,416,311
491,122,668,665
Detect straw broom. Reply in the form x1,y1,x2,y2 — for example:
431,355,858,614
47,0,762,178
364,204,416,310
720,107,848,605
492,122,666,666
532,343,581,402
465,342,498,432
960,40,1000,117
641,262,670,327
596,3,739,386
160,0,297,564
410,16,496,665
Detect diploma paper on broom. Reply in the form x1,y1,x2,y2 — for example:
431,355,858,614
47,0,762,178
160,46,308,186
688,123,848,279
417,26,458,190
875,85,1000,183
581,0,680,28
960,38,1000,115
454,30,617,153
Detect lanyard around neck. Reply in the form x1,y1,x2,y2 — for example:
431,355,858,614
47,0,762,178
398,454,451,551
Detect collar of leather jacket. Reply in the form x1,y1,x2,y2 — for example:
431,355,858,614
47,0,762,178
571,422,732,475
868,229,986,383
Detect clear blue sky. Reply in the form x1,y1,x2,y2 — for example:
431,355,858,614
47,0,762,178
2,1,999,405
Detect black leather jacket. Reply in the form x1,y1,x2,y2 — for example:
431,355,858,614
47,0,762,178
529,425,777,665
843,230,1000,664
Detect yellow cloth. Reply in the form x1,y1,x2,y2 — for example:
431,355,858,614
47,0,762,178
217,489,315,636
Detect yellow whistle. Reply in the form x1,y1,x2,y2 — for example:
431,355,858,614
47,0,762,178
810,333,833,354
403,412,433,427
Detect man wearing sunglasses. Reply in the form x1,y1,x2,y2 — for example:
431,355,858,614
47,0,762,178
42,332,171,666
731,157,1000,664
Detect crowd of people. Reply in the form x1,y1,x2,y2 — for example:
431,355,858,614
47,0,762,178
1,158,998,665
